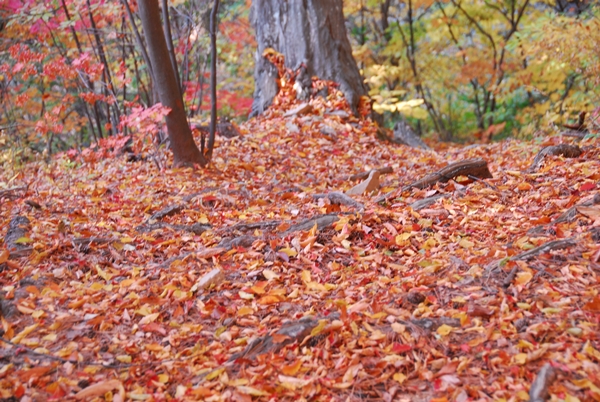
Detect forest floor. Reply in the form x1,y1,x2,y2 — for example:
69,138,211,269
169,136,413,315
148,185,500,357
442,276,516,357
1,82,600,402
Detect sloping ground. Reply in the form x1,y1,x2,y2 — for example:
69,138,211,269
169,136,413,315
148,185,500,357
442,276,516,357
0,84,599,401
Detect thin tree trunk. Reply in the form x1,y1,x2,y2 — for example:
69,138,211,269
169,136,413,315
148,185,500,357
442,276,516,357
137,0,206,167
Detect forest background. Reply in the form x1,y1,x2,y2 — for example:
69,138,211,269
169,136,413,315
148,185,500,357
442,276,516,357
0,0,598,158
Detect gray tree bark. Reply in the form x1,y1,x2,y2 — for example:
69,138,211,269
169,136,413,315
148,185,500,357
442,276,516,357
249,0,369,117
137,0,207,167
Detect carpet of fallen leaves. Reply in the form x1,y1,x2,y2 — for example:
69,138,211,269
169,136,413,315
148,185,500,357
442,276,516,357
1,78,600,402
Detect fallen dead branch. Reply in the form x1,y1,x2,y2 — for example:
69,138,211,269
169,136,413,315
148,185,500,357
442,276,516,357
526,144,582,173
510,238,577,261
283,213,341,235
528,193,600,235
409,193,449,211
376,158,493,203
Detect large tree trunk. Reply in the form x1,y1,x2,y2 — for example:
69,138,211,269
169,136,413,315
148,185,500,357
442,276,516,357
137,0,207,167
250,0,369,117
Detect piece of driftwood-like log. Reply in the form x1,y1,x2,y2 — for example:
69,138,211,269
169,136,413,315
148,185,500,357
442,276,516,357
528,363,555,402
348,167,393,181
527,193,600,235
527,144,582,172
313,192,364,210
283,214,340,235
410,194,449,211
376,158,492,203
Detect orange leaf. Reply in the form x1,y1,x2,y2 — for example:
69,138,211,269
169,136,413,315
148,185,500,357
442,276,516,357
584,296,600,312
281,359,302,376
75,380,123,400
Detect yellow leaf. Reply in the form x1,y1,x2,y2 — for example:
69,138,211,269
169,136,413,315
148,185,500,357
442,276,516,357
436,324,453,336
513,353,528,365
139,313,160,325
391,323,406,334
584,341,600,362
306,281,327,291
158,374,169,383
515,271,533,286
237,306,253,316
277,375,312,390
395,233,411,245
239,291,254,300
279,248,297,257
342,364,362,383
11,323,38,344
301,270,312,283
96,266,111,281
116,355,131,363
262,269,279,280
459,238,474,249
310,319,328,337
236,386,268,396
205,367,225,381
393,372,406,384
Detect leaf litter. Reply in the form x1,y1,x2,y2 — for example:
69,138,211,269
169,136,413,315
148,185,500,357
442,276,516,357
0,76,599,401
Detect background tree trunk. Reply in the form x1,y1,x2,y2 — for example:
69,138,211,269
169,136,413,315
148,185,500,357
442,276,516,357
250,0,369,117
137,0,206,167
